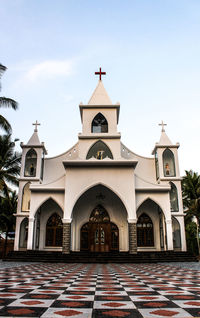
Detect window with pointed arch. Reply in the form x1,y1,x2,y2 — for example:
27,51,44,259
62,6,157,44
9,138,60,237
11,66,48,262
91,113,108,133
170,182,179,212
86,140,113,160
163,148,176,177
21,183,31,212
24,149,37,177
45,213,63,247
137,213,154,247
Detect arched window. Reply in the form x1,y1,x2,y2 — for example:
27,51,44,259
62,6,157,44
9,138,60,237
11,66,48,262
137,213,154,247
19,218,28,248
163,148,176,177
24,149,37,177
86,140,113,160
91,113,108,133
89,205,110,223
45,213,63,247
172,217,181,249
21,183,31,212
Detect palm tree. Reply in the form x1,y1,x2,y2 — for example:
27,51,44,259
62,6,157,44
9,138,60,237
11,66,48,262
0,134,21,197
0,190,17,257
182,170,200,254
0,64,18,133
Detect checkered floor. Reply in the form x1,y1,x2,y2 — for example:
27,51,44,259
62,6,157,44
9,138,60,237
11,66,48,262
0,263,200,317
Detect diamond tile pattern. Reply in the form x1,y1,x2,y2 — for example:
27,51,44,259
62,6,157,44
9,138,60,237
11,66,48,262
0,263,199,317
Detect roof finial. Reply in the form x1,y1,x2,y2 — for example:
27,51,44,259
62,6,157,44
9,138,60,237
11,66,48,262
95,67,106,81
32,120,41,132
159,120,167,132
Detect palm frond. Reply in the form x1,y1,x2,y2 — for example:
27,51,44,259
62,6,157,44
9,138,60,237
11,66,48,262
0,115,12,133
0,97,18,110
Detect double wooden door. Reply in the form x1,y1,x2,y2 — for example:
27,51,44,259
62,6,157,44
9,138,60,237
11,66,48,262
81,222,119,252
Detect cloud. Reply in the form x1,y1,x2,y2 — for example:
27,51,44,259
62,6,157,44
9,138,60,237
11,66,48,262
25,59,74,82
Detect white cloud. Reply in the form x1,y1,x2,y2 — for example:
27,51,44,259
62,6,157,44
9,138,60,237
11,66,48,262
25,59,74,82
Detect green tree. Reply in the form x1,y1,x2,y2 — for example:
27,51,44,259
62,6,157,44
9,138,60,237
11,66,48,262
0,134,21,197
0,64,18,133
182,170,200,254
0,190,17,257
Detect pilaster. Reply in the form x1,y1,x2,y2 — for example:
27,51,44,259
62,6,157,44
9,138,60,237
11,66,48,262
62,223,71,254
129,222,137,254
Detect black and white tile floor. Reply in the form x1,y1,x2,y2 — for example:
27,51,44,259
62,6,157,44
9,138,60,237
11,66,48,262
0,262,200,317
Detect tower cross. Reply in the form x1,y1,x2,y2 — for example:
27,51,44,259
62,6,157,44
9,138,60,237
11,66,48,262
95,67,106,81
159,120,167,132
32,120,41,132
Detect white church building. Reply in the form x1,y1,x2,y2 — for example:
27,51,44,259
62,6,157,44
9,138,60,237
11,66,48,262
14,70,186,255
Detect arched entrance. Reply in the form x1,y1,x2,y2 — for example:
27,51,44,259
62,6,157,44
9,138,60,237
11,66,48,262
80,205,119,252
45,213,63,247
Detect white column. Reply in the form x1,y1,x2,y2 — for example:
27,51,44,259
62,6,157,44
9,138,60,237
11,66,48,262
27,217,34,250
179,216,187,251
14,217,21,251
166,219,173,250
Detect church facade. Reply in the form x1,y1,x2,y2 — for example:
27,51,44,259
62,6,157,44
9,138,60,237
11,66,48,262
14,72,186,254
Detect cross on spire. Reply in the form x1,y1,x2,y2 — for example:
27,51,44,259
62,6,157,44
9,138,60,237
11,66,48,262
32,120,41,132
95,67,106,81
159,120,167,132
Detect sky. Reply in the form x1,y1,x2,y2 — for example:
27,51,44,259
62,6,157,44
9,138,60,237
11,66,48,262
1,0,200,175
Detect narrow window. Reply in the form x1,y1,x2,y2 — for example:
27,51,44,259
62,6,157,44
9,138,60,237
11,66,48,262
21,183,31,212
91,113,108,133
155,151,159,180
170,182,179,211
163,148,176,177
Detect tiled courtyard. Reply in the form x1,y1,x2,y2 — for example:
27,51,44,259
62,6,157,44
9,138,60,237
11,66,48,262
0,263,200,317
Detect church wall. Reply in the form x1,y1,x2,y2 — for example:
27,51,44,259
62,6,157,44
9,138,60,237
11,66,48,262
82,108,118,135
64,167,136,222
42,147,78,184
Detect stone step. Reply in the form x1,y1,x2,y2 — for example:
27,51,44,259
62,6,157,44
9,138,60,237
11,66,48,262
4,251,197,263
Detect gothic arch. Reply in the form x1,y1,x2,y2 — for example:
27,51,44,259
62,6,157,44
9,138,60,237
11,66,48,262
71,182,128,219
163,148,176,177
24,148,37,177
137,197,164,214
91,112,108,133
33,196,64,217
86,140,113,160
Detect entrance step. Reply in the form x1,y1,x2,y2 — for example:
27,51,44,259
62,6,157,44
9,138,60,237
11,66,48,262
3,251,197,263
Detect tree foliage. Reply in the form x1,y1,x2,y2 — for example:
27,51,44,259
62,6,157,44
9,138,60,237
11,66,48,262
0,63,18,133
182,170,200,255
0,134,21,197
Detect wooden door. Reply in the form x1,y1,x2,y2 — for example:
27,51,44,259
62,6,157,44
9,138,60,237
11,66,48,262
89,223,110,252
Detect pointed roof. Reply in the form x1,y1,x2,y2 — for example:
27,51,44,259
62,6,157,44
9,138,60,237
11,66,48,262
158,130,173,146
88,80,112,105
27,131,41,146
